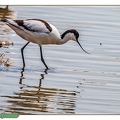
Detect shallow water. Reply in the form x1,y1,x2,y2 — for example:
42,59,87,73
0,6,120,114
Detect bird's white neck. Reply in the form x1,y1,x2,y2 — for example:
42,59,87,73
57,38,70,45
57,33,76,45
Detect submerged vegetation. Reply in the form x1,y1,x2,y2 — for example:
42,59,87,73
0,52,11,67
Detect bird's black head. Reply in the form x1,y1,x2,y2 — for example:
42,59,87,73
61,29,79,41
61,29,90,54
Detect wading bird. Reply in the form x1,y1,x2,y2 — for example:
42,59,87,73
2,18,90,69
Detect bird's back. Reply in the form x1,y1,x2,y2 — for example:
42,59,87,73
2,18,61,45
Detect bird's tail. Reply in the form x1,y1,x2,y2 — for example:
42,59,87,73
1,18,16,26
1,18,23,31
1,18,10,23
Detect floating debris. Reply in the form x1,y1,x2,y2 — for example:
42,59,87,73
0,40,13,47
4,58,11,67
0,52,12,67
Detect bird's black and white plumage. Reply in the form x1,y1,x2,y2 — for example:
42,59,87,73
2,18,90,69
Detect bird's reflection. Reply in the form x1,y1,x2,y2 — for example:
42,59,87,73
19,67,25,85
1,68,77,114
19,67,48,87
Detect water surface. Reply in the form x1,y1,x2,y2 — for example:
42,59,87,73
0,6,120,114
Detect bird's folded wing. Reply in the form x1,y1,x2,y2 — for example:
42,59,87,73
15,19,52,34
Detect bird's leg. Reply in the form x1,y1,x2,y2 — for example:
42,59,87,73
21,42,30,67
39,45,49,69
